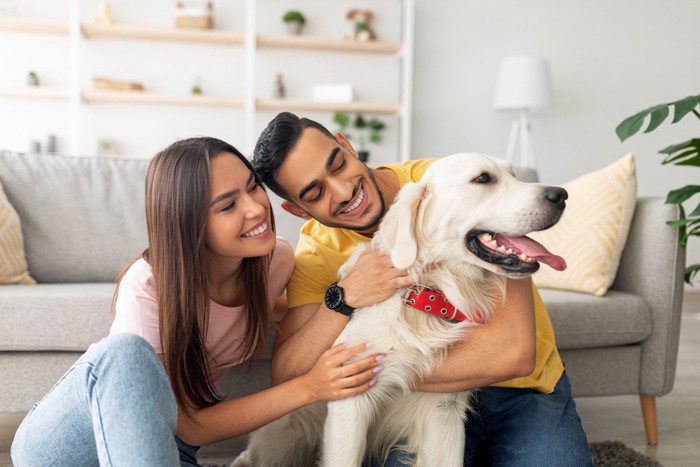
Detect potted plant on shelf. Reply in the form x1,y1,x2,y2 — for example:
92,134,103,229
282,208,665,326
282,10,306,35
616,94,700,284
333,111,386,163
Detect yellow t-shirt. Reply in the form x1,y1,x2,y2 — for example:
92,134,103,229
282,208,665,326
287,158,564,394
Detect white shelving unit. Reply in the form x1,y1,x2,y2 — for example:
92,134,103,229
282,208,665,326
0,0,414,161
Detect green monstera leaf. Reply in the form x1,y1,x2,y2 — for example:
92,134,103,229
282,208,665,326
616,95,700,142
616,94,700,285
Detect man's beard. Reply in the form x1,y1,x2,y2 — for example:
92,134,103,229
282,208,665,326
317,169,386,234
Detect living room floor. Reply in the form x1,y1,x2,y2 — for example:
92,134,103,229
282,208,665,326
2,293,698,467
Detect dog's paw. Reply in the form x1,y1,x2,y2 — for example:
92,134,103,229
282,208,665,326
229,450,251,467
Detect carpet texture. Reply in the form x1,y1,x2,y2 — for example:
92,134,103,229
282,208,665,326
590,440,662,467
202,440,662,467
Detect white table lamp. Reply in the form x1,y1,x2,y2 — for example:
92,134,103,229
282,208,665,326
493,55,552,171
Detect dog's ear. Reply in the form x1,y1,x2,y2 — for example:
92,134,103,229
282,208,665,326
378,182,427,269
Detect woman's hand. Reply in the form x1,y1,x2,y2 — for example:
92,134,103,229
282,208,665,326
302,342,385,402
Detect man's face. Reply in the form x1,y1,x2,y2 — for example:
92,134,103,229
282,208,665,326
276,128,385,233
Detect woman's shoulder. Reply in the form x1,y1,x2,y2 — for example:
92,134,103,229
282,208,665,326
272,236,294,263
121,257,154,288
270,236,295,283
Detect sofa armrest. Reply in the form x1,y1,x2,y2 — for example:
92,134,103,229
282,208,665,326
611,197,686,396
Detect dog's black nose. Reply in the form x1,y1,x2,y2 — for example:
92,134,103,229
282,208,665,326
544,187,568,206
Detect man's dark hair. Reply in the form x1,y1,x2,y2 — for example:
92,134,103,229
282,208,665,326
253,112,335,200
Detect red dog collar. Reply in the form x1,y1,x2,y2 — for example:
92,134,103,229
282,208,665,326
402,285,484,324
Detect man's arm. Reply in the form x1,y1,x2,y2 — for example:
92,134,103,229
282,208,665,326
271,248,414,385
415,278,537,392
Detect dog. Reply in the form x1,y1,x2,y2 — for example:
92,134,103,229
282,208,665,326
232,153,567,467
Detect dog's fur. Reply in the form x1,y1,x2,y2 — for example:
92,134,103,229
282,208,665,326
232,153,567,467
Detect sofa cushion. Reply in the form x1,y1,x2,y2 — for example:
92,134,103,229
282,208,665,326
0,178,35,284
0,151,149,283
540,288,652,350
531,154,637,296
0,283,115,351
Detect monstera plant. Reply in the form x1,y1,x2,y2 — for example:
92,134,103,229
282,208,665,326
616,94,700,284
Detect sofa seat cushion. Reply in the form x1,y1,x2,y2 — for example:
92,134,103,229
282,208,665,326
540,288,652,350
0,283,115,351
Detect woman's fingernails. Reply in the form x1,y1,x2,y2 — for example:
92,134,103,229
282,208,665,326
369,378,378,387
373,365,384,374
375,354,386,362
365,342,374,349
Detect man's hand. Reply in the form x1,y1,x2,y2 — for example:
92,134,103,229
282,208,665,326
337,247,415,309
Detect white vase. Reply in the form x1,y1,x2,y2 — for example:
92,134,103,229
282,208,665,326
286,22,303,35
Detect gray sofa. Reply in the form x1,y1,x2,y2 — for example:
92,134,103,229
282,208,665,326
0,151,685,453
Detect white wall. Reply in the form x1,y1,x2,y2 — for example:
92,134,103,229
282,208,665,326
2,0,698,272
411,0,700,276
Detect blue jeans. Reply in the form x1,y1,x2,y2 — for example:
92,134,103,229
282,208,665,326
11,333,199,467
381,372,593,466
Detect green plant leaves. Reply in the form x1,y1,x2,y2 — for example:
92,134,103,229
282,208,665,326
659,139,700,167
615,95,700,142
615,110,648,142
645,106,669,134
616,94,700,284
687,264,700,283
333,111,349,128
665,185,700,205
332,112,386,148
368,119,385,131
672,96,699,123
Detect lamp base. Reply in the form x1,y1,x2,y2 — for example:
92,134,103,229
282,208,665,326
505,109,537,172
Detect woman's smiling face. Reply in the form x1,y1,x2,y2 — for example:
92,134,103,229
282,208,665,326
205,152,275,260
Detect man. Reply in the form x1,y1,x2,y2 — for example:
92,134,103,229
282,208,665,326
253,112,592,466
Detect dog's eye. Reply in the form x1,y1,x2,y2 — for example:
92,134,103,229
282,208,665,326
473,173,491,183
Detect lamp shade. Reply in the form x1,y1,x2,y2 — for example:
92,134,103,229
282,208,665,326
493,55,552,110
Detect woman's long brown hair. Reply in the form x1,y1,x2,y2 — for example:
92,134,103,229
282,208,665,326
113,137,273,418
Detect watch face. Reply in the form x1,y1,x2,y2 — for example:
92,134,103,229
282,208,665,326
325,284,343,310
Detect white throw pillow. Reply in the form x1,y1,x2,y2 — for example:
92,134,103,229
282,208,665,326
531,153,637,296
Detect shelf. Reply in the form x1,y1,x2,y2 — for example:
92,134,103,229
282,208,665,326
0,17,69,35
257,35,402,54
82,90,243,107
81,23,244,45
257,98,400,115
0,87,69,100
0,1,413,160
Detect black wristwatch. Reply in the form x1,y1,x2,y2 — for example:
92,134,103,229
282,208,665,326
324,282,356,317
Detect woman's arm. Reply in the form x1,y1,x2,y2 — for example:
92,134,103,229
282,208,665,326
415,278,537,392
172,343,383,446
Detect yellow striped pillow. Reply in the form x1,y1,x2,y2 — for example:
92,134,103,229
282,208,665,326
531,153,637,296
0,180,36,284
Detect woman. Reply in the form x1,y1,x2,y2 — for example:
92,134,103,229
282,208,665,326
11,137,383,466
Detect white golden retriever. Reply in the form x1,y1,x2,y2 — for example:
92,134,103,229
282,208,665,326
233,153,567,467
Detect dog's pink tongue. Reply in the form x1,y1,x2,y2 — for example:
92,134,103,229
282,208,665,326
495,234,567,271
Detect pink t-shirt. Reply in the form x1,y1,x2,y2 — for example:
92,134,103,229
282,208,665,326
110,237,294,383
